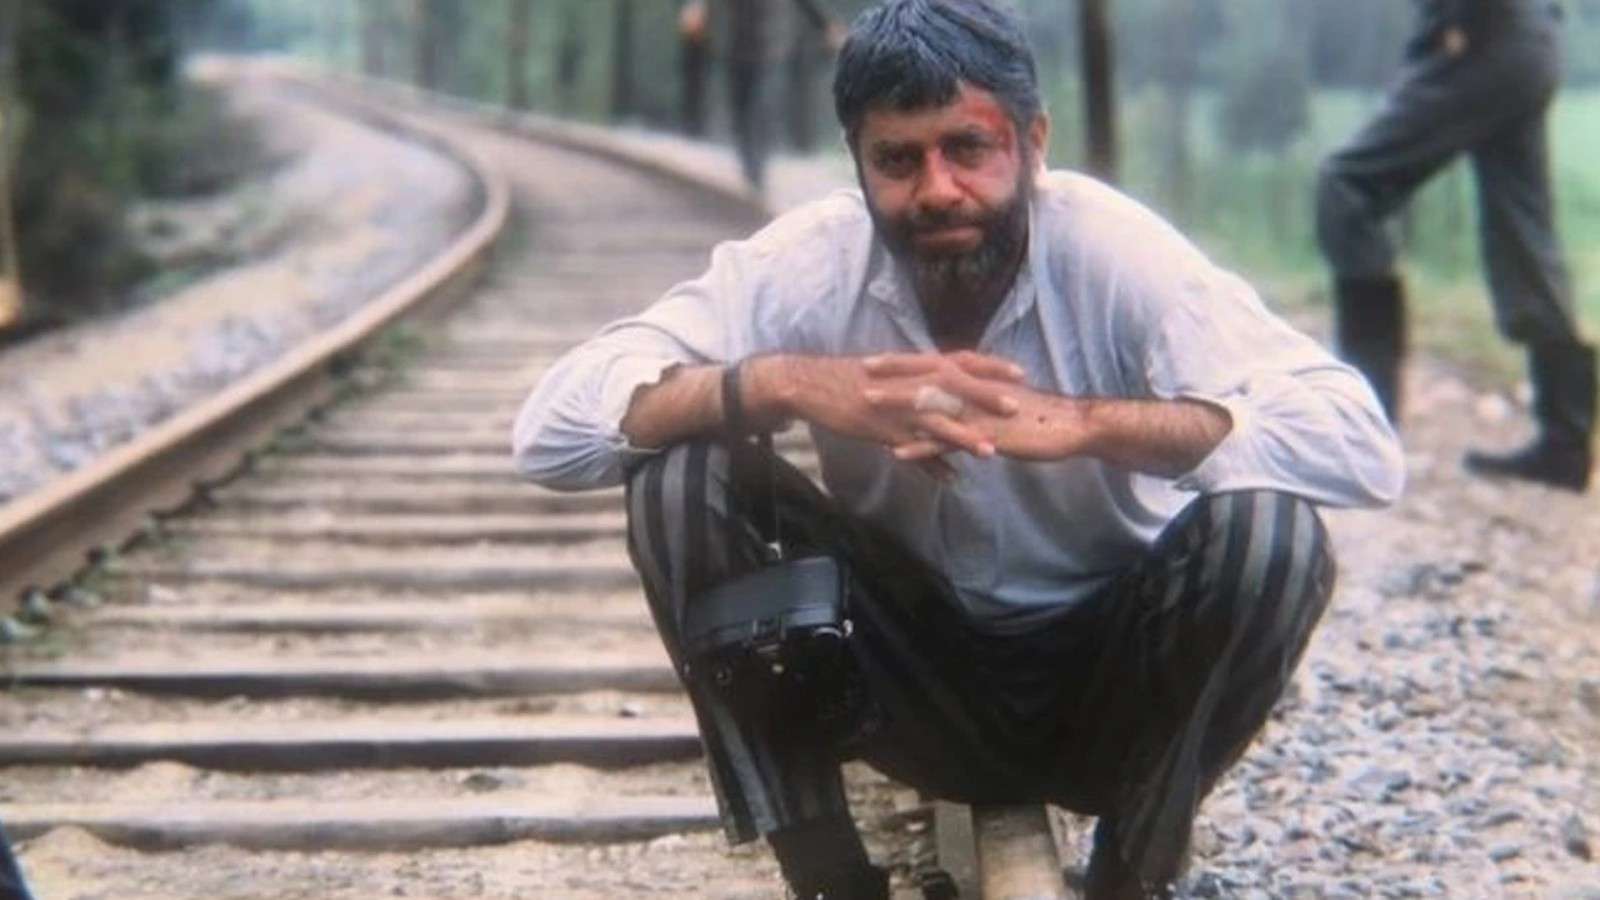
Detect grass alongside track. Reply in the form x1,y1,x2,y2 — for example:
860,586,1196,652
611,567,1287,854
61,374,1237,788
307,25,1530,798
1042,85,1600,390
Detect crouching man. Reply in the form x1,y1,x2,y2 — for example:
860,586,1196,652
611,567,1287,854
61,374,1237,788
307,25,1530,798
514,1,1404,896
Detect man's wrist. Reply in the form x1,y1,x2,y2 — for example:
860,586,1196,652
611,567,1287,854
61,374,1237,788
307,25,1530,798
741,354,801,427
1038,392,1098,458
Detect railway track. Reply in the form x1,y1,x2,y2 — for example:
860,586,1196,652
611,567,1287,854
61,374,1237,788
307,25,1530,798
0,77,1077,899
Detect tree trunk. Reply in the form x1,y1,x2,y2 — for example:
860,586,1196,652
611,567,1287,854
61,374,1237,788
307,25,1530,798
321,0,342,66
412,0,437,90
506,0,534,110
1078,0,1118,183
1158,0,1195,218
0,0,21,332
359,0,386,77
611,0,637,120
555,9,582,115
785,34,819,153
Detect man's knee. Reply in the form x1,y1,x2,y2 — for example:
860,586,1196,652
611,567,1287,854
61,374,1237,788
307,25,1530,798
1188,490,1335,632
624,441,740,592
626,441,732,524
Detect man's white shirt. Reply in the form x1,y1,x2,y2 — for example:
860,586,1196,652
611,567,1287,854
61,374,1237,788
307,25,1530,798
514,171,1404,631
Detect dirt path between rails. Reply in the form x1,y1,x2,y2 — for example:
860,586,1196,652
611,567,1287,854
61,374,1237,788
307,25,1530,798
0,66,478,505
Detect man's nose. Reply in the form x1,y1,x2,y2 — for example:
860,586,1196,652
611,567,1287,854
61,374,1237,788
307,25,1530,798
915,153,963,211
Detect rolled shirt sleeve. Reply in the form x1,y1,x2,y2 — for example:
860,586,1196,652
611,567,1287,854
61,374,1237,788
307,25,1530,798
512,240,756,490
511,346,684,490
512,199,849,490
1133,262,1405,508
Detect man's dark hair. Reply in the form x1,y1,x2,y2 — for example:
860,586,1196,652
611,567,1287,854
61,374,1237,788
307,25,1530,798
833,0,1041,147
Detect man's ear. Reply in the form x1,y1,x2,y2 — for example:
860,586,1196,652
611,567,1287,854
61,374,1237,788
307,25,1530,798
1028,114,1051,172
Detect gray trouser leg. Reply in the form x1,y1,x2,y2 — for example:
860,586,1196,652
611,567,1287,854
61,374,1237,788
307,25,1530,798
1316,17,1577,345
1471,110,1581,344
729,60,772,190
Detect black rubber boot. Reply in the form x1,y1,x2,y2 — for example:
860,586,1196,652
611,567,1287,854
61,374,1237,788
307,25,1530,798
784,863,889,900
1083,819,1174,900
1334,275,1406,424
771,817,887,900
1464,341,1595,491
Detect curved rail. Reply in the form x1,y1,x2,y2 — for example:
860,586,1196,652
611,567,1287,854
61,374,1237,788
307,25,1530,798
0,68,512,608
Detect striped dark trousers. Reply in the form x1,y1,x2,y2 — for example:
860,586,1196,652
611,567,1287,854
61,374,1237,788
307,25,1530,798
625,441,1335,887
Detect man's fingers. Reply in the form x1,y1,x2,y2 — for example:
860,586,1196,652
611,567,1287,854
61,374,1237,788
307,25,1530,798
948,350,1026,383
911,414,995,457
891,441,959,482
862,354,941,377
863,384,963,414
945,375,1020,416
864,351,1025,385
864,380,1017,419
892,438,946,460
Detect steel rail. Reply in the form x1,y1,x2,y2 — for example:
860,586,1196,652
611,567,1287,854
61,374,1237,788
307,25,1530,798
0,68,511,607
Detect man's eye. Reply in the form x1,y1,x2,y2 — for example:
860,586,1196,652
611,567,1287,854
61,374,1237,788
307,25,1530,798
874,150,919,178
945,138,993,167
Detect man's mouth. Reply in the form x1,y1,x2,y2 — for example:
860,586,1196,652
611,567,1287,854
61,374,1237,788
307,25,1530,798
912,225,983,252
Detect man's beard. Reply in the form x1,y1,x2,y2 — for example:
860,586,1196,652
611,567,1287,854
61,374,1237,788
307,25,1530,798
870,170,1033,334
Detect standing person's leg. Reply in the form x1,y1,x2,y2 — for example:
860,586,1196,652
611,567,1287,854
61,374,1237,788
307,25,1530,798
728,60,771,191
1462,101,1595,489
680,38,709,137
1053,490,1336,897
1316,48,1515,422
0,823,33,900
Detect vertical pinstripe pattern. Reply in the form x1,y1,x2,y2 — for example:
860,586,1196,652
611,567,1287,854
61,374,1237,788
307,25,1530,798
1109,490,1334,891
626,441,852,843
626,443,1335,884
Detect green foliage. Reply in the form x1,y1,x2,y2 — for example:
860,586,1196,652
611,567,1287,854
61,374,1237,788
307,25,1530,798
216,0,1600,348
9,0,266,321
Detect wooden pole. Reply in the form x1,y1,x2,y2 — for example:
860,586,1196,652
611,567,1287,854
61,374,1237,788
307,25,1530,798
1077,0,1117,183
506,0,533,110
1160,0,1194,217
411,0,436,90
359,0,386,77
610,0,637,120
0,0,19,333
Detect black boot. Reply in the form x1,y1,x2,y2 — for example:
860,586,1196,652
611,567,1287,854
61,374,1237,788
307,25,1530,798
770,817,887,900
1083,818,1175,900
1333,275,1406,424
1464,340,1595,491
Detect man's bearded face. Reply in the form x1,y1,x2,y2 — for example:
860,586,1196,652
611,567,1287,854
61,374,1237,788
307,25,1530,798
870,162,1032,311
855,84,1039,314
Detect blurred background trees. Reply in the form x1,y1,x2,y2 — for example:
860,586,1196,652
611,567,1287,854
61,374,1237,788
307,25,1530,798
100,0,1600,297
0,0,262,339
6,0,1600,347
